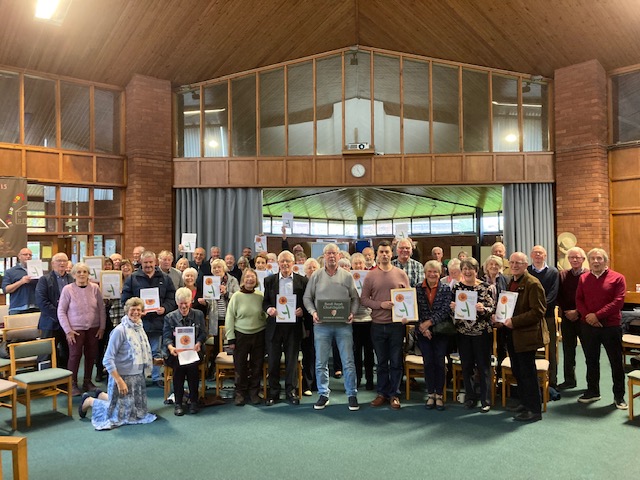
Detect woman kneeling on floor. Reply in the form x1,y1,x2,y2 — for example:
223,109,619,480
78,297,157,429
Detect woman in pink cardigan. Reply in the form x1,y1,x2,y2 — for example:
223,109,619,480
58,262,106,396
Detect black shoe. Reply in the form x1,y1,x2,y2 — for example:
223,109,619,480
578,392,601,404
507,404,527,413
174,404,185,416
265,397,277,406
189,403,199,414
348,396,359,411
249,392,262,405
78,393,90,419
513,411,542,422
234,394,246,406
557,381,577,390
314,395,330,410
287,393,300,405
464,399,477,409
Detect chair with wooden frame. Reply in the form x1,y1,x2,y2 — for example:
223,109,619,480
163,358,207,402
628,370,640,421
215,326,235,394
622,334,640,367
501,341,550,412
0,326,42,379
8,338,72,427
403,325,448,402
0,379,18,431
262,351,303,399
451,328,498,406
3,312,40,331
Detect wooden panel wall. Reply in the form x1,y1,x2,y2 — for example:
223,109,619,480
0,146,126,186
610,147,640,302
173,152,554,188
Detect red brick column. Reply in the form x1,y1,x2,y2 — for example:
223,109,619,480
554,60,609,252
124,74,173,258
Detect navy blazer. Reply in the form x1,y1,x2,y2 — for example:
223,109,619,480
262,272,311,343
35,271,74,331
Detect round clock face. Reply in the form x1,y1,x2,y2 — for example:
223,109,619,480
351,163,366,178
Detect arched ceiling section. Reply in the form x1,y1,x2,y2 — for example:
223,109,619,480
262,186,503,221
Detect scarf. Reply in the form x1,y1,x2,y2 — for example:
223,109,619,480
240,287,255,294
120,314,153,375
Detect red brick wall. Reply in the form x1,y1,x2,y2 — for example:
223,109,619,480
554,60,609,253
124,74,173,259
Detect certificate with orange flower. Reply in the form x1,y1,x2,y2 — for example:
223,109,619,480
455,290,478,321
351,270,368,295
100,271,122,299
391,288,418,322
140,287,160,312
202,275,221,300
495,291,518,323
175,326,199,365
276,295,297,323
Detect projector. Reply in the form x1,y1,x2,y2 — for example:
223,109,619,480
346,142,370,150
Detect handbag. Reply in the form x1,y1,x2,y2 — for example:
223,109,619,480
432,315,456,336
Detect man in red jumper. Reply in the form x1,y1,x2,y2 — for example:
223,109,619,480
575,248,627,409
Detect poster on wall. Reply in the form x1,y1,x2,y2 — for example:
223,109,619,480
0,177,28,258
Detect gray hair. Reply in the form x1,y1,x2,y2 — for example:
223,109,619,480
175,287,193,304
587,248,609,263
483,255,504,273
424,260,442,274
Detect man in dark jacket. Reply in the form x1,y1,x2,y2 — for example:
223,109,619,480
501,251,546,422
122,250,176,387
262,250,310,405
35,252,73,368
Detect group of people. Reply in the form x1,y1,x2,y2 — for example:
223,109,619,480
0,236,629,428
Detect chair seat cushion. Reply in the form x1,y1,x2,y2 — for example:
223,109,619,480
0,378,17,393
12,368,72,385
215,352,234,365
628,370,640,381
535,359,550,371
501,357,512,368
623,334,640,346
405,354,423,365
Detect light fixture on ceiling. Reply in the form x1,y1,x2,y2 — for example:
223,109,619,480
522,81,531,93
183,108,226,116
350,52,358,66
35,0,72,25
191,91,200,100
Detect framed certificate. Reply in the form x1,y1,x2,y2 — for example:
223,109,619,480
317,299,351,323
100,271,122,299
84,256,104,282
391,288,418,322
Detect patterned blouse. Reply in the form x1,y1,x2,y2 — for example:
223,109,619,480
451,280,495,336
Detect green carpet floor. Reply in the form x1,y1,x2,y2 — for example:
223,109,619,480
3,346,640,480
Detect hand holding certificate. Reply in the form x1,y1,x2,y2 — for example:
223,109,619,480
495,291,518,323
455,290,478,321
391,288,418,322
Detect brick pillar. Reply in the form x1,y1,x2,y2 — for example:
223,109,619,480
554,60,609,252
124,74,173,258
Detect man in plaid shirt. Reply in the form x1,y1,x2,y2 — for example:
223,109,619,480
391,238,424,288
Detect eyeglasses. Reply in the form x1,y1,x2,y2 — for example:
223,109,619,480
567,256,583,260
509,261,527,265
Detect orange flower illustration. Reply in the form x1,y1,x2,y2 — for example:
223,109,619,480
500,295,509,304
395,294,405,302
458,292,468,302
293,265,299,272
353,272,361,280
278,296,288,305
179,335,191,346
205,277,213,286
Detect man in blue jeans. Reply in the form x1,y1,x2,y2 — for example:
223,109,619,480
303,243,360,411
361,240,410,409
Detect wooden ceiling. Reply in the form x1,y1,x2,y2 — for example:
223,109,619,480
1,0,639,88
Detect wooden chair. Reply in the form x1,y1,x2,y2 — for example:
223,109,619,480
0,326,43,379
262,351,303,399
163,360,207,401
403,325,447,402
0,306,8,327
3,312,40,330
501,343,550,412
8,338,72,427
451,329,498,406
215,326,235,394
622,334,640,367
628,370,640,421
0,379,18,431
0,436,28,480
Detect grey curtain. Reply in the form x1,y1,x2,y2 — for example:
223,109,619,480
175,188,263,259
503,183,555,266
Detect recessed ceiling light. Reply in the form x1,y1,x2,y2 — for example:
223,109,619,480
35,0,72,25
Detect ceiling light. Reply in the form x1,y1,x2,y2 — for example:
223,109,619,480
34,0,71,25
183,108,226,116
505,134,518,143
208,139,219,148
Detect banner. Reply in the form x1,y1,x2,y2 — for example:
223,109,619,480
0,177,28,257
